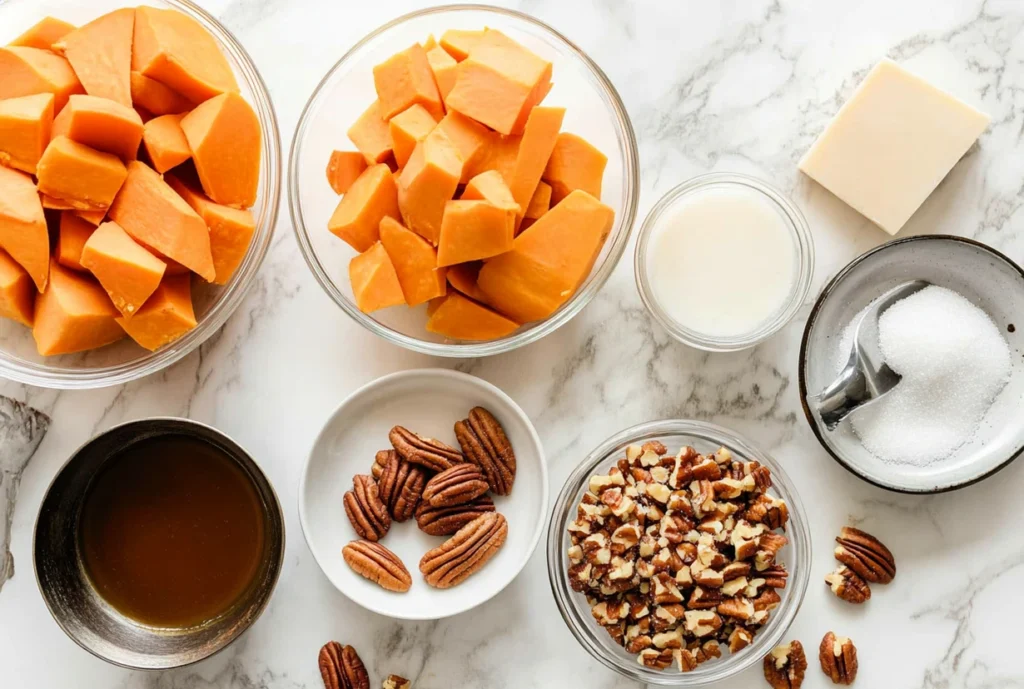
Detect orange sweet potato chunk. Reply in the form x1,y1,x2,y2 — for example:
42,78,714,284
464,130,521,186
389,104,437,169
108,160,215,280
445,261,489,303
397,128,463,245
349,241,406,313
425,292,519,341
130,71,191,115
426,46,458,101
0,92,54,173
75,209,107,226
439,30,484,62
326,150,367,194
9,17,76,51
36,136,128,210
347,100,393,164
463,170,519,239
180,91,260,208
33,258,124,356
510,106,564,228
0,165,49,291
437,200,513,267
328,164,400,253
116,273,196,351
142,113,190,173
435,110,489,183
56,211,95,271
53,8,134,108
543,132,608,204
166,175,255,285
525,180,551,219
445,29,552,135
51,94,143,162
0,248,35,327
81,221,166,317
378,216,445,307
132,7,238,103
372,43,444,121
478,190,614,322
422,35,438,51
0,46,82,111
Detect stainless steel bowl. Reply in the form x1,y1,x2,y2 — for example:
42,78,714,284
33,418,285,670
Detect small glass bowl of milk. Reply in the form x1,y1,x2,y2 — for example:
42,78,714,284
635,173,814,351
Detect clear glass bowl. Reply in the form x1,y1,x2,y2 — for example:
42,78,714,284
634,173,814,352
546,419,811,686
289,6,639,357
0,0,281,389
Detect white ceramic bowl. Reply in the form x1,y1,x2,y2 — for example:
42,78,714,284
799,235,1024,492
299,369,548,619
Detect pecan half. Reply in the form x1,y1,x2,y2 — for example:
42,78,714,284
420,512,507,588
389,426,463,471
342,540,412,592
422,463,489,508
416,494,496,536
343,474,390,541
454,407,516,495
825,566,870,604
377,451,427,522
819,632,857,685
763,640,807,689
371,450,391,480
319,642,370,689
382,676,411,689
834,526,896,584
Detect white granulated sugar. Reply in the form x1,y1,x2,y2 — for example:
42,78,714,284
845,286,1010,466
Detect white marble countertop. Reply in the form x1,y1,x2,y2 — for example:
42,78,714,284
3,0,1024,687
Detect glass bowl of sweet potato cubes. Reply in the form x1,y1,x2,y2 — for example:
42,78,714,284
0,0,280,388
290,6,639,356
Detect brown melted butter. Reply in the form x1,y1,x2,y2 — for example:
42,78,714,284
78,434,266,628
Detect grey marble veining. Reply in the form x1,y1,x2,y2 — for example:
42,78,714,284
4,0,1024,687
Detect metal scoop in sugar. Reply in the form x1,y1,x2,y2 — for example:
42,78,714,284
811,280,930,431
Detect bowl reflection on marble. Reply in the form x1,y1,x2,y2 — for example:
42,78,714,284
0,0,281,390
289,5,639,357
546,420,811,686
799,235,1024,493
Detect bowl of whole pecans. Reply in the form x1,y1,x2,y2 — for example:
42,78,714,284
546,420,811,685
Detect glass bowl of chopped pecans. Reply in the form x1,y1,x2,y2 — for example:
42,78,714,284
546,420,811,685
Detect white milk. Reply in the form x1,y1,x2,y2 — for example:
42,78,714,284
646,186,797,338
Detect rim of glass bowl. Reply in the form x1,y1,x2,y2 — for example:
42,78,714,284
0,0,282,390
288,4,640,358
634,173,815,352
546,419,811,686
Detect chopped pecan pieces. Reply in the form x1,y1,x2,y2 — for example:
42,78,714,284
455,407,516,495
825,566,870,604
420,512,507,588
834,526,896,584
819,632,857,685
763,640,807,689
343,474,391,541
319,642,370,689
389,426,463,471
342,540,412,593
382,676,411,689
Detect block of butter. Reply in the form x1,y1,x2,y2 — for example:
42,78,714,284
799,58,989,235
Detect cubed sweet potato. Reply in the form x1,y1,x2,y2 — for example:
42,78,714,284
9,17,76,52
0,92,54,173
56,211,95,271
142,113,190,173
445,261,489,303
435,110,489,183
328,163,400,253
36,135,128,210
325,150,367,194
0,165,49,291
53,8,134,107
543,132,608,204
439,29,484,61
510,106,564,228
347,100,393,164
378,216,446,306
425,292,519,340
397,128,463,245
426,46,458,101
132,7,238,103
0,46,82,111
130,71,192,116
373,43,444,121
116,273,196,350
389,104,438,168
349,241,406,313
180,91,260,207
51,94,143,162
0,248,35,327
525,180,551,220
464,130,521,186
33,258,124,356
437,199,513,267
80,221,166,318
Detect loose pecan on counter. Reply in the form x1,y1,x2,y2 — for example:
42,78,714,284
319,641,370,689
819,632,857,685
